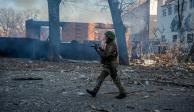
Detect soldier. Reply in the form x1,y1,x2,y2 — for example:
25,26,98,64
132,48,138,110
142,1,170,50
86,31,126,99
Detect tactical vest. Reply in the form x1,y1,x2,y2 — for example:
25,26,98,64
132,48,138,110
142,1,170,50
101,43,118,65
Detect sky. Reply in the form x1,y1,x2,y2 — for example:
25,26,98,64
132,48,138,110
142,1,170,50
0,0,112,23
150,0,157,15
0,0,158,34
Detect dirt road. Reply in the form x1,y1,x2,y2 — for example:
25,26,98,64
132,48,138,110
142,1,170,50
0,58,194,112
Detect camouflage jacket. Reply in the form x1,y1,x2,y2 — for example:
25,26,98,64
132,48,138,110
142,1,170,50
96,42,118,65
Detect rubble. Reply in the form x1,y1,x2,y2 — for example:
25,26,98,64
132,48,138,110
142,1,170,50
142,95,150,99
0,58,194,112
126,105,135,109
89,105,110,112
143,59,156,66
153,109,160,112
77,92,86,96
163,108,174,111
12,77,43,81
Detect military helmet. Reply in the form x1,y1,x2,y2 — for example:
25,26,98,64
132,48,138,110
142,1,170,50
105,31,115,41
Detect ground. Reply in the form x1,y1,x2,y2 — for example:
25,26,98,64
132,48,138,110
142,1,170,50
0,58,194,112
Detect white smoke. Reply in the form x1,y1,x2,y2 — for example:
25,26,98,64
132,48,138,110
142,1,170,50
0,0,112,23
123,2,149,34
60,0,112,23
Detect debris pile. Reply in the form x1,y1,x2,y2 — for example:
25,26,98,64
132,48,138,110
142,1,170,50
0,57,194,112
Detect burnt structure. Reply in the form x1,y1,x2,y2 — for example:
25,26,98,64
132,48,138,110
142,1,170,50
0,37,100,60
0,20,115,60
127,1,150,54
26,19,114,42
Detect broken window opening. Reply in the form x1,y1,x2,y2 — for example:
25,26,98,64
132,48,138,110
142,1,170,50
190,0,194,9
168,6,172,15
187,33,194,43
162,9,166,17
174,5,178,14
173,35,178,42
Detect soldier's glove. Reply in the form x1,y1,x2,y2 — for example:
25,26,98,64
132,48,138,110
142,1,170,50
99,47,104,51
94,44,99,50
91,44,99,50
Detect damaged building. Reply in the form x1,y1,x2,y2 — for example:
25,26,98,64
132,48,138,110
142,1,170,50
125,0,158,59
26,19,114,42
157,0,194,50
0,19,115,61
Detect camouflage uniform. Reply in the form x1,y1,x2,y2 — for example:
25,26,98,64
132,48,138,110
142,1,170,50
93,41,126,94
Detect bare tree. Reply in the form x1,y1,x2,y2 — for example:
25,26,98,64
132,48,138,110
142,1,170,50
0,8,14,36
177,0,184,41
47,0,80,61
177,0,194,62
0,8,39,37
95,0,136,65
47,0,61,61
107,0,130,65
46,0,136,63
177,0,187,62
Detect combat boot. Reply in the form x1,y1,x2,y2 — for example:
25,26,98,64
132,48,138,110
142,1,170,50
86,89,97,97
115,93,126,99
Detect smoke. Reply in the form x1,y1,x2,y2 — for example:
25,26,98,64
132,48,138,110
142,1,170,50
14,0,38,7
0,0,45,10
0,0,48,19
0,0,14,8
14,0,48,19
60,0,112,23
123,3,149,34
0,0,112,23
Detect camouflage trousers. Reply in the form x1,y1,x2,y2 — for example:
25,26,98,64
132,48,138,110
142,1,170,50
93,64,126,94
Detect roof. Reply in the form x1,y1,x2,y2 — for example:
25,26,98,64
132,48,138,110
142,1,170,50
165,0,175,4
161,0,175,7
26,19,94,26
25,19,114,29
129,1,149,12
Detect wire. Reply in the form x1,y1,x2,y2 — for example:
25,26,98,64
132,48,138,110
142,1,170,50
69,3,100,13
